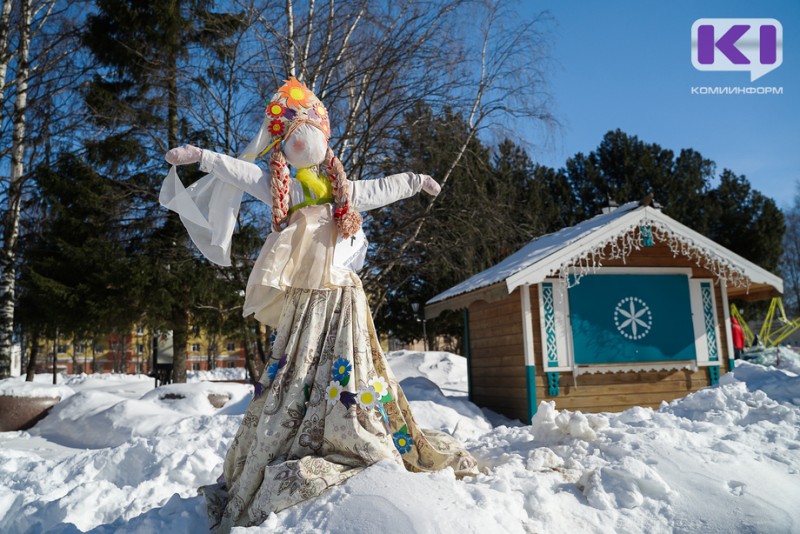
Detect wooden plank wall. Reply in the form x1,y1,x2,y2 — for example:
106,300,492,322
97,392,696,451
535,369,711,412
467,288,529,421
466,236,735,419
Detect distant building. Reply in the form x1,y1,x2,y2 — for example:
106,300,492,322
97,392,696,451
28,324,248,375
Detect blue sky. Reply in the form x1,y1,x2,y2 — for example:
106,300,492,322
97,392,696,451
520,0,799,208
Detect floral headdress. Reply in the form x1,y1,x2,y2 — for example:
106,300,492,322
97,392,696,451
261,77,331,154
263,77,362,238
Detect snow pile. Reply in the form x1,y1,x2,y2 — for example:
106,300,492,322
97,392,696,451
187,367,248,382
1,354,799,533
743,346,800,375
387,350,470,394
31,381,250,449
0,377,75,400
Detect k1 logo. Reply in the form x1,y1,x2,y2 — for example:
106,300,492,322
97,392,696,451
691,18,783,81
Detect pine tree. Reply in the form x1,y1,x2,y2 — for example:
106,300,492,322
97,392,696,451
81,0,247,382
706,170,785,271
368,107,562,346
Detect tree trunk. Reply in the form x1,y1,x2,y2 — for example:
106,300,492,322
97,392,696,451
25,331,38,381
164,0,189,383
121,334,127,373
0,0,31,379
0,0,14,104
51,331,57,384
242,321,259,384
171,307,188,383
207,334,217,370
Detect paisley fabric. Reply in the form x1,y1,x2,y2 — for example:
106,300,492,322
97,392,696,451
201,284,478,532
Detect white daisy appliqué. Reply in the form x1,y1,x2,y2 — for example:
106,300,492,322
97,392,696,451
325,381,342,406
368,377,389,399
356,386,379,410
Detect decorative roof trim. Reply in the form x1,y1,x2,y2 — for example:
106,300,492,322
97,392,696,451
507,206,783,294
425,282,508,320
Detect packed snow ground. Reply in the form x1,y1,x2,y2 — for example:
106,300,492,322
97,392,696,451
1,350,799,533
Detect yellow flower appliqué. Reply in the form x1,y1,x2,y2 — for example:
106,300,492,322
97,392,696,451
326,381,342,406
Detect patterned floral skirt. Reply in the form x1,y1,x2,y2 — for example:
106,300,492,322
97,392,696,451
201,284,478,532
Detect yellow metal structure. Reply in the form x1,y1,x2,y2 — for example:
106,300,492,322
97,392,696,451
730,303,755,347
759,298,800,347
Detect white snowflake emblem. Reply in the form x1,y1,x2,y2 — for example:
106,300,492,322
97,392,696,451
613,296,653,340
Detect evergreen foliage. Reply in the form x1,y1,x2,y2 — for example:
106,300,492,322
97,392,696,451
17,154,141,339
780,184,800,316
78,0,249,382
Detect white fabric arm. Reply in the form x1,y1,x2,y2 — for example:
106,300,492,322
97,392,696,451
349,172,426,212
199,150,272,205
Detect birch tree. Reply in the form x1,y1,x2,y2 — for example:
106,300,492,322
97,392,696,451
0,0,13,106
0,0,31,378
238,0,466,180
362,0,556,316
0,0,89,378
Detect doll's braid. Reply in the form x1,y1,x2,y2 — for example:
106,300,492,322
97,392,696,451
270,145,290,232
325,147,362,239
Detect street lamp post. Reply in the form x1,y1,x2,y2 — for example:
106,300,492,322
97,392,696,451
411,303,428,352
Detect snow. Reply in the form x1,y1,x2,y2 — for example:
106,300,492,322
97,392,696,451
1,351,799,533
188,367,248,382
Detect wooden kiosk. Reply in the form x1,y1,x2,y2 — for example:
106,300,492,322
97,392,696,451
426,198,783,422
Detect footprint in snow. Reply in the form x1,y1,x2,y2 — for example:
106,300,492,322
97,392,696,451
727,480,746,496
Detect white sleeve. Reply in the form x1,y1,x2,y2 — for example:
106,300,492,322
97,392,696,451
349,172,425,212
199,150,272,205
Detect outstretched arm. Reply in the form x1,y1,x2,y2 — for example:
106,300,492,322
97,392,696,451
165,145,273,204
349,172,440,212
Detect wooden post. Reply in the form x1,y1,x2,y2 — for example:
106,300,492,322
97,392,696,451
520,285,537,422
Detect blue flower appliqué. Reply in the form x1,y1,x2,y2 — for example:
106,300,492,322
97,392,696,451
392,426,413,454
265,354,288,381
331,358,352,383
266,362,280,380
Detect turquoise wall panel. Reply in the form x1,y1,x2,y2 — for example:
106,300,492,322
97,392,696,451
569,274,696,364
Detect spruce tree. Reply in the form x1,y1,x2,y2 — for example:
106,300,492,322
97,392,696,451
17,154,140,349
81,0,246,382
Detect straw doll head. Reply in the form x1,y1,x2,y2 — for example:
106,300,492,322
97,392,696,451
241,77,361,238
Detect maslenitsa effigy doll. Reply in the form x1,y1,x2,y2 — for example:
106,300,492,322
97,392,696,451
160,77,478,532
